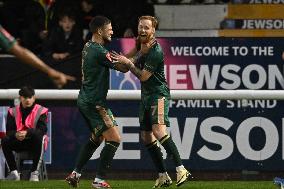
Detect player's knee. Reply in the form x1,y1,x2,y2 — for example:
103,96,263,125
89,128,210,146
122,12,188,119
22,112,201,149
116,136,121,143
152,128,162,138
112,134,121,143
152,124,167,139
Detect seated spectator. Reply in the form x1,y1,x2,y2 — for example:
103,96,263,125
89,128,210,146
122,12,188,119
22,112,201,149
42,12,83,61
2,86,48,181
80,0,101,40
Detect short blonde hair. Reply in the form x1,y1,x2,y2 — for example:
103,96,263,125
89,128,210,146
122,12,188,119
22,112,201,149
138,16,158,29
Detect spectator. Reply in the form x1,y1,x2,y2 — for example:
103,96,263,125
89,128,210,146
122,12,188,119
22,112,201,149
102,0,155,38
46,0,80,32
0,0,28,39
80,0,102,41
1,86,48,181
21,0,47,54
0,0,47,52
0,24,75,88
42,12,83,61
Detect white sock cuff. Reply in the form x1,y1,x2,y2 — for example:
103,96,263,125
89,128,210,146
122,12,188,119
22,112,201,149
176,165,184,172
72,171,81,177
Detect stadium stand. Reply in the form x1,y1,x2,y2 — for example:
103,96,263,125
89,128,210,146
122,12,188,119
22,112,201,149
155,3,284,37
220,4,284,37
155,5,226,37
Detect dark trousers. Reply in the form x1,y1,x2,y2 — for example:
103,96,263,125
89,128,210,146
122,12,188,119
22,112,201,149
1,133,43,172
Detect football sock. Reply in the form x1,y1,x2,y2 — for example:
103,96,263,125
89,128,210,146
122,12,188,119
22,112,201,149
159,135,182,167
74,138,100,173
96,141,120,179
146,140,166,173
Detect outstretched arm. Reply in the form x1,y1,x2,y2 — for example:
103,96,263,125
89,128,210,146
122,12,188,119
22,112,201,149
111,52,152,82
9,43,75,88
113,61,129,73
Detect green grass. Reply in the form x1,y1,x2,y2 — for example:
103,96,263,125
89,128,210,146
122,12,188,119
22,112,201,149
0,180,278,189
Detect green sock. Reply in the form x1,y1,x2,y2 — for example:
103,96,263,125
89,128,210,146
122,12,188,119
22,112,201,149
96,141,120,179
159,135,182,167
74,138,100,173
146,140,166,173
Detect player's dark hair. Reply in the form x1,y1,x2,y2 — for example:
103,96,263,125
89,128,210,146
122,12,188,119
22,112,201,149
19,86,35,98
89,16,111,33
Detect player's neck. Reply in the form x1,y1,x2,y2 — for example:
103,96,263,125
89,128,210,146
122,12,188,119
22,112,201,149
91,35,104,46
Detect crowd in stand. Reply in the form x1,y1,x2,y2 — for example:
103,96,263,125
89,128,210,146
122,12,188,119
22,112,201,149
0,0,231,60
0,0,154,60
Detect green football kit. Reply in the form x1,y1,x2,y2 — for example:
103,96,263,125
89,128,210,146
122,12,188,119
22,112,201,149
78,41,117,137
136,42,171,131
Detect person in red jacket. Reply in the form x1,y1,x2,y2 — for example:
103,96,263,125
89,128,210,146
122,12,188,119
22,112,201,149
1,86,48,181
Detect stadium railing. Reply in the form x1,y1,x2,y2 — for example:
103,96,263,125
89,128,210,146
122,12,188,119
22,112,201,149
1,89,284,100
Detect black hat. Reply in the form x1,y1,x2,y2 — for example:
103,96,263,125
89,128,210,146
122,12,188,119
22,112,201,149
19,86,35,98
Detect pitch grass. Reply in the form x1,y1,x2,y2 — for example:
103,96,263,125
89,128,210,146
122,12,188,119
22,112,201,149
0,180,278,189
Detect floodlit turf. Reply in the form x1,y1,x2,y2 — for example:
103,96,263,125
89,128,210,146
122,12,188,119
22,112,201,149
0,180,277,189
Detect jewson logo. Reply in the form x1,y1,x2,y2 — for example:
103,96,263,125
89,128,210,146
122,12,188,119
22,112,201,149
110,70,140,90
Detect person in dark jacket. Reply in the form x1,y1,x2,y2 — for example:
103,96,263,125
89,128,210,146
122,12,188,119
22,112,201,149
43,12,83,61
2,86,48,181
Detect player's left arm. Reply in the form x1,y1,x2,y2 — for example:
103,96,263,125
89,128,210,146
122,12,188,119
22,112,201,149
128,63,152,82
113,62,129,73
111,51,155,82
99,51,129,73
9,43,75,88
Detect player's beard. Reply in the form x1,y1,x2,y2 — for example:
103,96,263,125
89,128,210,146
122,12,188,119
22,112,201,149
102,35,112,44
138,33,154,44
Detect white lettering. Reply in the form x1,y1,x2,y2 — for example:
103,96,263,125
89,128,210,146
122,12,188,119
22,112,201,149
242,64,267,89
189,65,220,89
169,65,187,89
198,117,234,160
236,117,279,160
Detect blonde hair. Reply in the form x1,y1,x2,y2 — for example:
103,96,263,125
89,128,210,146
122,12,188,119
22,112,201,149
138,16,158,29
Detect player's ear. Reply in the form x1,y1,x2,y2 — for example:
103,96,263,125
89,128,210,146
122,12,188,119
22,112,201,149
98,29,102,35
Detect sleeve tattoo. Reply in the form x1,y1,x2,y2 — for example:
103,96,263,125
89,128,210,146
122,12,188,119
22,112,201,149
130,51,142,65
128,63,142,79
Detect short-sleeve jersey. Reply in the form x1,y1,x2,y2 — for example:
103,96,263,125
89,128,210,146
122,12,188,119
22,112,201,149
78,41,115,107
136,42,170,100
0,25,16,51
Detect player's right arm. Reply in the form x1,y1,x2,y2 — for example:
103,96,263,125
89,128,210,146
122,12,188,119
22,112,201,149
98,50,129,73
9,43,75,88
111,51,152,82
0,25,75,88
125,38,156,64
